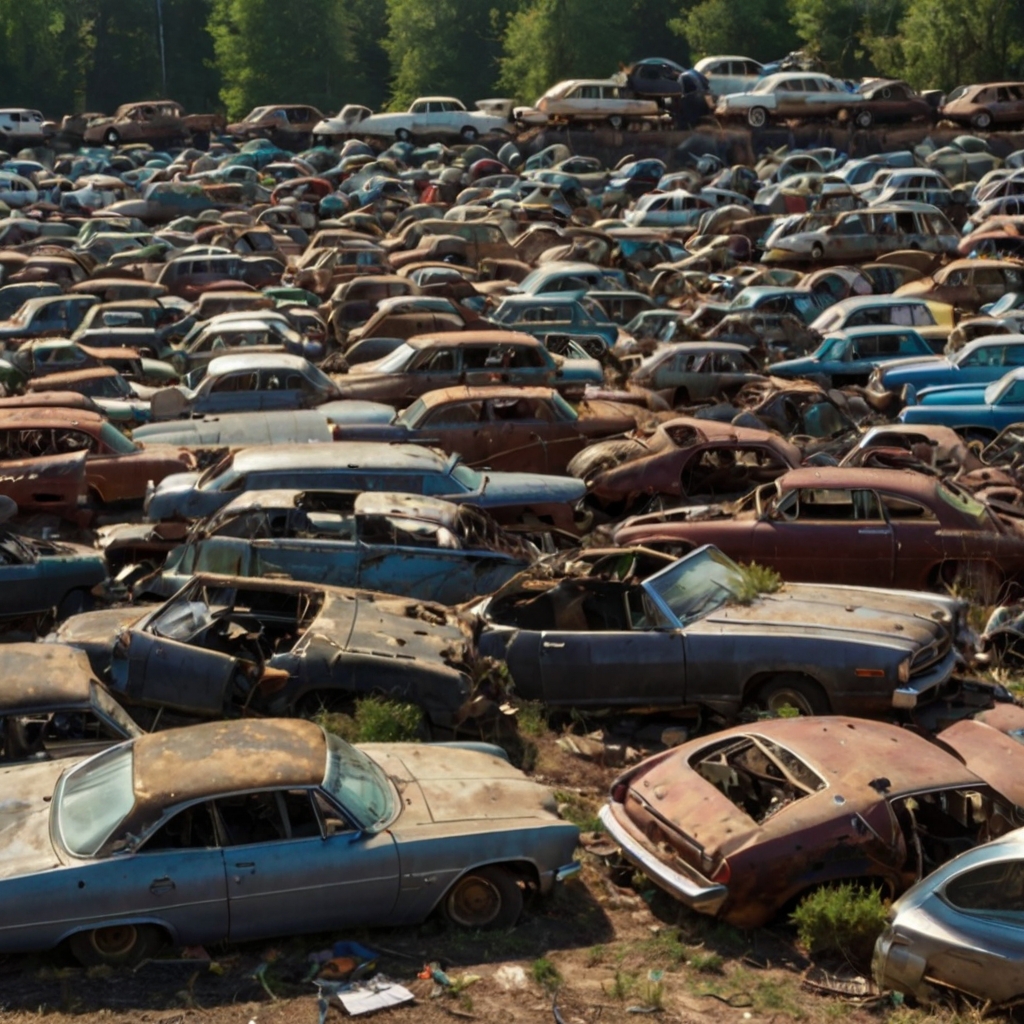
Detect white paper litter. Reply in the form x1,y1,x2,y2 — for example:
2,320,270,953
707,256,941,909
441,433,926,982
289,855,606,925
337,978,414,1016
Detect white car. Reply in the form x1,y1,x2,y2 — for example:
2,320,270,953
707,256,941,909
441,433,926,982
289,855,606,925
693,56,765,98
515,80,660,129
312,105,374,141
0,171,39,209
324,97,509,143
0,108,46,147
624,188,715,227
716,72,867,128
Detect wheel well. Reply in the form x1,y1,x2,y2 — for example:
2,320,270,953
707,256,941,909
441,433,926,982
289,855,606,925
61,919,173,953
740,671,825,708
432,859,540,914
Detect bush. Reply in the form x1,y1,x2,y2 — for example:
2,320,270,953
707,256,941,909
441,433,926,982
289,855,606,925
790,883,889,965
733,562,783,604
315,697,422,743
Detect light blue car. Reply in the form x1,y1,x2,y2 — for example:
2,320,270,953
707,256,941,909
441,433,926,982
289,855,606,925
871,333,1024,398
899,366,1024,437
770,327,933,387
488,294,619,349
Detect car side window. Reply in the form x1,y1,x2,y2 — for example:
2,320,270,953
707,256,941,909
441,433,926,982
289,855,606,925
216,791,288,845
211,371,259,392
313,791,352,836
796,488,882,521
424,401,484,426
945,860,1024,913
1001,380,1024,405
142,802,219,851
880,494,936,520
54,429,98,454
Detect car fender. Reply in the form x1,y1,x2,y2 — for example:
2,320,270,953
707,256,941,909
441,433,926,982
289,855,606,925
56,914,183,949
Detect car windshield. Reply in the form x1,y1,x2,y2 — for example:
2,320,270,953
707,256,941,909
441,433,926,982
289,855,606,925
988,293,1022,315
449,462,483,491
100,421,139,454
642,547,748,625
395,396,427,427
322,730,396,831
372,343,416,373
57,744,136,857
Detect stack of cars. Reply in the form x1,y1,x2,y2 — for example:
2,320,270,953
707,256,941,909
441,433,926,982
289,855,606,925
3,76,1024,1007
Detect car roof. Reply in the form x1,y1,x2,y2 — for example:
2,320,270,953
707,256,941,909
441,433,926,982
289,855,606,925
958,333,1024,356
206,352,312,374
827,294,932,312
0,406,106,426
26,367,121,388
827,326,926,339
406,329,542,348
0,643,97,712
131,719,327,807
414,385,558,407
230,441,450,473
776,465,940,497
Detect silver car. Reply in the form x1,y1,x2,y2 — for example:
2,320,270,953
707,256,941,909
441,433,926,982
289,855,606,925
874,824,1024,1003
0,719,579,966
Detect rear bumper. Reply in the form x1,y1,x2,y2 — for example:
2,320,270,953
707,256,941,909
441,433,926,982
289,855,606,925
598,805,728,915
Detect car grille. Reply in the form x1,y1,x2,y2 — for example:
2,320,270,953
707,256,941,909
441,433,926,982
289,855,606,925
911,632,951,675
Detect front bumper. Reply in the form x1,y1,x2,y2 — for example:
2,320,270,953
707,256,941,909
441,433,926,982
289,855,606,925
598,805,728,915
892,648,957,709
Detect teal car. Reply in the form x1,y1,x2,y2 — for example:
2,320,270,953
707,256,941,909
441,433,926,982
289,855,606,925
899,366,1024,438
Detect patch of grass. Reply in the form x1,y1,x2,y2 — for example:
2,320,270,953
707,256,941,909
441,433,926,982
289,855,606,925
790,884,889,965
515,700,548,737
688,950,724,974
531,957,561,991
553,790,603,833
752,977,804,1017
604,970,636,1001
314,697,422,743
639,971,665,1010
585,945,605,968
732,562,783,604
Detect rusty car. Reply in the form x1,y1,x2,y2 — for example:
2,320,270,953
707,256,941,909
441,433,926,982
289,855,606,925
628,343,765,404
600,714,1024,928
472,544,971,719
0,408,195,505
334,386,641,474
52,573,477,730
334,331,604,406
0,643,141,764
82,100,223,147
613,466,1024,598
569,417,803,516
940,83,1024,130
0,718,579,965
0,495,107,624
143,441,587,533
144,489,539,604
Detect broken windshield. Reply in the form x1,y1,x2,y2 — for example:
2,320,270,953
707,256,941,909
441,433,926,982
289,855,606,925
642,546,746,625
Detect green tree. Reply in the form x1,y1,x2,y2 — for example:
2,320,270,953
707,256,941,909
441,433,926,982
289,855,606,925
670,0,799,63
384,0,516,109
209,0,358,118
868,0,1024,91
790,0,904,78
348,0,390,109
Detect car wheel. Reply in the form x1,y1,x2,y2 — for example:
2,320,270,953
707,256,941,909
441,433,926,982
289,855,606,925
810,242,824,260
103,127,121,145
460,125,479,142
854,109,873,129
395,128,412,142
972,110,993,130
443,866,523,929
69,924,164,967
608,115,624,130
755,674,829,717
57,588,94,621
747,107,768,128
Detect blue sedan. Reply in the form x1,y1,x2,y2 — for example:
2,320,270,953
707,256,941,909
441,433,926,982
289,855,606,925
870,333,1024,398
899,367,1024,437
771,327,933,387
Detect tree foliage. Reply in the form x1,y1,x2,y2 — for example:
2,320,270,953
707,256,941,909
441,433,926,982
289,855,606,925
671,0,799,63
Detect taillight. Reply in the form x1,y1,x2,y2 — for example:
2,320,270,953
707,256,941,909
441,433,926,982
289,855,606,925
611,781,628,803
711,859,731,885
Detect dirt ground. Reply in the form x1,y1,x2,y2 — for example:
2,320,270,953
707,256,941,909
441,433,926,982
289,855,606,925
0,731,1005,1024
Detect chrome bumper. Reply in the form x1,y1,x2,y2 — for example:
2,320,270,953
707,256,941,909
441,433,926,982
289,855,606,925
893,648,957,709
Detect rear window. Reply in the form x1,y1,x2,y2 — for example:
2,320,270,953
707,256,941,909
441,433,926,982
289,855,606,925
690,734,826,824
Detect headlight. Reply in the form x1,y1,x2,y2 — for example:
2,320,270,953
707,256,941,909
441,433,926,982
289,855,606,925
898,657,911,683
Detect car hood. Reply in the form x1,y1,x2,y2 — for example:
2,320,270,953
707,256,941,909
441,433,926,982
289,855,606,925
474,471,586,506
51,605,147,649
0,759,69,880
879,357,952,382
687,583,953,652
365,744,559,826
317,399,396,424
916,383,987,405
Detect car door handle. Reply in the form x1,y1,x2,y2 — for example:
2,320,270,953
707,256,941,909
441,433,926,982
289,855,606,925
232,862,256,883
542,641,565,648
150,877,175,895
858,528,890,535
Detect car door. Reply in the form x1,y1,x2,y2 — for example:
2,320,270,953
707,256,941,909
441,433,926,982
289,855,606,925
196,370,262,414
475,395,559,471
220,788,400,940
752,486,894,585
876,491,946,588
414,398,486,460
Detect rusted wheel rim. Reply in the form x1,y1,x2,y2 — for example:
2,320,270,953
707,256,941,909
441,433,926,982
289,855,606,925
446,876,502,927
91,925,138,957
763,688,814,716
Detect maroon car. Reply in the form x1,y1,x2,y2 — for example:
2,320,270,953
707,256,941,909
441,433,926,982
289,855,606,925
613,465,1024,597
600,714,1024,929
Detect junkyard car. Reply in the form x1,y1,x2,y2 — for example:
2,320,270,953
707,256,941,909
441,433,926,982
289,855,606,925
0,496,107,623
0,718,579,964
0,408,195,505
693,56,764,98
133,409,336,448
226,105,324,143
716,73,868,129
810,294,955,352
82,100,223,146
335,331,603,405
874,815,1024,1003
856,79,936,124
614,466,1024,596
344,97,509,142
516,80,660,129
146,490,539,604
53,573,476,728
629,342,764,403
900,366,1024,436
0,643,141,763
940,83,1024,130
600,714,1024,927
569,417,802,515
474,545,968,718
335,386,640,474
144,441,587,533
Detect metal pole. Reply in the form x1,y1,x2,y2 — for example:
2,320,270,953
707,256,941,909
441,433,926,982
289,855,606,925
155,0,168,96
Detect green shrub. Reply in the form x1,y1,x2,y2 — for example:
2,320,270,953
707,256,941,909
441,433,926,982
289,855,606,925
315,697,422,743
790,884,889,964
531,957,561,990
733,562,783,604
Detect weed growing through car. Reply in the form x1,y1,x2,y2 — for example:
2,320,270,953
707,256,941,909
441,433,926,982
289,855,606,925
314,697,422,743
733,562,783,604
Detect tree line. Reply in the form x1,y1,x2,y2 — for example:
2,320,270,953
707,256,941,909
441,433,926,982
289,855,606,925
1,0,1022,121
